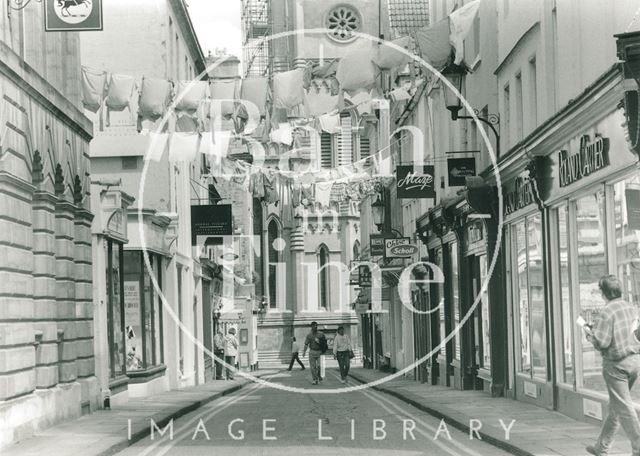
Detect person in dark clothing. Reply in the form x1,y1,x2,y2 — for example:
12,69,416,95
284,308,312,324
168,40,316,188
287,336,305,371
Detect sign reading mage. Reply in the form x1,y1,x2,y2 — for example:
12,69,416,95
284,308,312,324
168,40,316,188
45,0,103,32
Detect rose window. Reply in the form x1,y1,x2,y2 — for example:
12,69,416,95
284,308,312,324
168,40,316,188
325,5,361,42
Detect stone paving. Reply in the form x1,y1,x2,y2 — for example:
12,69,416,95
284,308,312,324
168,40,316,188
2,371,277,456
349,368,630,456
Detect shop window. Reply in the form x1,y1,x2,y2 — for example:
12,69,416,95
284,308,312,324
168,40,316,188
557,205,574,385
479,254,491,369
614,175,640,304
450,242,461,361
513,214,547,379
106,240,125,379
123,250,165,371
434,248,446,357
576,191,607,393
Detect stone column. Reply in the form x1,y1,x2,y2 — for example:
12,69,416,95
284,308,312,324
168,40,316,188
290,227,305,314
55,200,78,383
32,191,59,388
74,207,97,409
0,173,36,401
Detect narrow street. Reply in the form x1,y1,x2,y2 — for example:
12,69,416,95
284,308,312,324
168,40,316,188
116,369,511,456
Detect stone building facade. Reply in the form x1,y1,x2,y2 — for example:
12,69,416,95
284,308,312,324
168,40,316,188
0,1,97,448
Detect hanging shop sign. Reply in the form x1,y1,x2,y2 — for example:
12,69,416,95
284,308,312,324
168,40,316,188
626,188,640,230
45,0,103,32
191,204,233,246
358,265,372,287
447,158,476,187
384,238,417,258
503,174,537,216
558,134,610,187
370,234,385,257
396,165,436,199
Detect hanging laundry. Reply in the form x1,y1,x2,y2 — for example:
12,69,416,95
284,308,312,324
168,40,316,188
346,90,374,116
210,79,239,119
175,113,199,133
239,77,269,117
449,0,481,65
389,87,412,102
269,122,293,146
291,183,302,208
263,173,280,204
81,67,107,113
174,81,209,115
317,113,340,134
273,68,305,109
168,132,199,162
414,19,452,70
301,183,314,207
249,173,265,199
105,73,136,111
305,86,339,117
137,77,173,131
303,61,314,90
336,44,378,95
312,60,338,79
105,73,136,127
374,36,414,70
315,181,333,209
145,132,169,162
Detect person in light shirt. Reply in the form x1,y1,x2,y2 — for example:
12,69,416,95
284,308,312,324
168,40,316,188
223,328,239,380
333,326,352,383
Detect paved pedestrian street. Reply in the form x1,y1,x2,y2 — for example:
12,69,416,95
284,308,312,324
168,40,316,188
115,370,512,456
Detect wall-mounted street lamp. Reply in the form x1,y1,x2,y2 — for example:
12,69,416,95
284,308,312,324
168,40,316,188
371,195,385,231
442,63,501,158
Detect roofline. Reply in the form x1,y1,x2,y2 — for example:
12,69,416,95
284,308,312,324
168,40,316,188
169,0,207,75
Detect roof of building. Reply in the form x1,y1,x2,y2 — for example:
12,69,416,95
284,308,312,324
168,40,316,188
387,0,430,37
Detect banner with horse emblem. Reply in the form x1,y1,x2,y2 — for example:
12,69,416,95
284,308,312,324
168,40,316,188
45,0,103,32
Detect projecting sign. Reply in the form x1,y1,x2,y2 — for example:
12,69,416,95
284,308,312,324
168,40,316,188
45,0,103,32
370,234,385,256
384,238,417,258
191,204,232,246
396,165,436,199
358,265,372,287
447,158,476,187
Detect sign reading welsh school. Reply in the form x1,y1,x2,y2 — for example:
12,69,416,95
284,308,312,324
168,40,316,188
558,134,610,187
191,204,232,246
45,0,103,32
396,165,436,199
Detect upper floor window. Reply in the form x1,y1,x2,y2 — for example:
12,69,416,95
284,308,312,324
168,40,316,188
318,245,330,309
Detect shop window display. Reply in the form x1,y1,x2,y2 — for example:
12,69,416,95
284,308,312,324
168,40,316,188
479,254,491,369
107,241,125,379
576,191,607,393
557,205,574,385
513,215,547,379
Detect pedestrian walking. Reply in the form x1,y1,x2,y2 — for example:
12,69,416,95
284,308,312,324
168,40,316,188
302,321,327,385
333,326,353,383
287,336,305,371
585,275,640,456
213,330,225,380
224,327,239,380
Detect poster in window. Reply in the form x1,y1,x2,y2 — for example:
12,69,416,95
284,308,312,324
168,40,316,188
124,281,142,370
239,328,248,345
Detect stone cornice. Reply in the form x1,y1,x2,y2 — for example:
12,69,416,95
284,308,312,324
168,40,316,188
74,207,95,222
0,171,35,196
0,42,92,141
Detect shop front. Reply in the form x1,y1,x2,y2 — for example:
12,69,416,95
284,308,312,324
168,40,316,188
544,107,640,421
91,182,134,406
495,60,640,421
123,210,173,396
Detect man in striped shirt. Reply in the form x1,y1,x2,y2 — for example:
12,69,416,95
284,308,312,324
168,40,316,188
586,275,640,456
